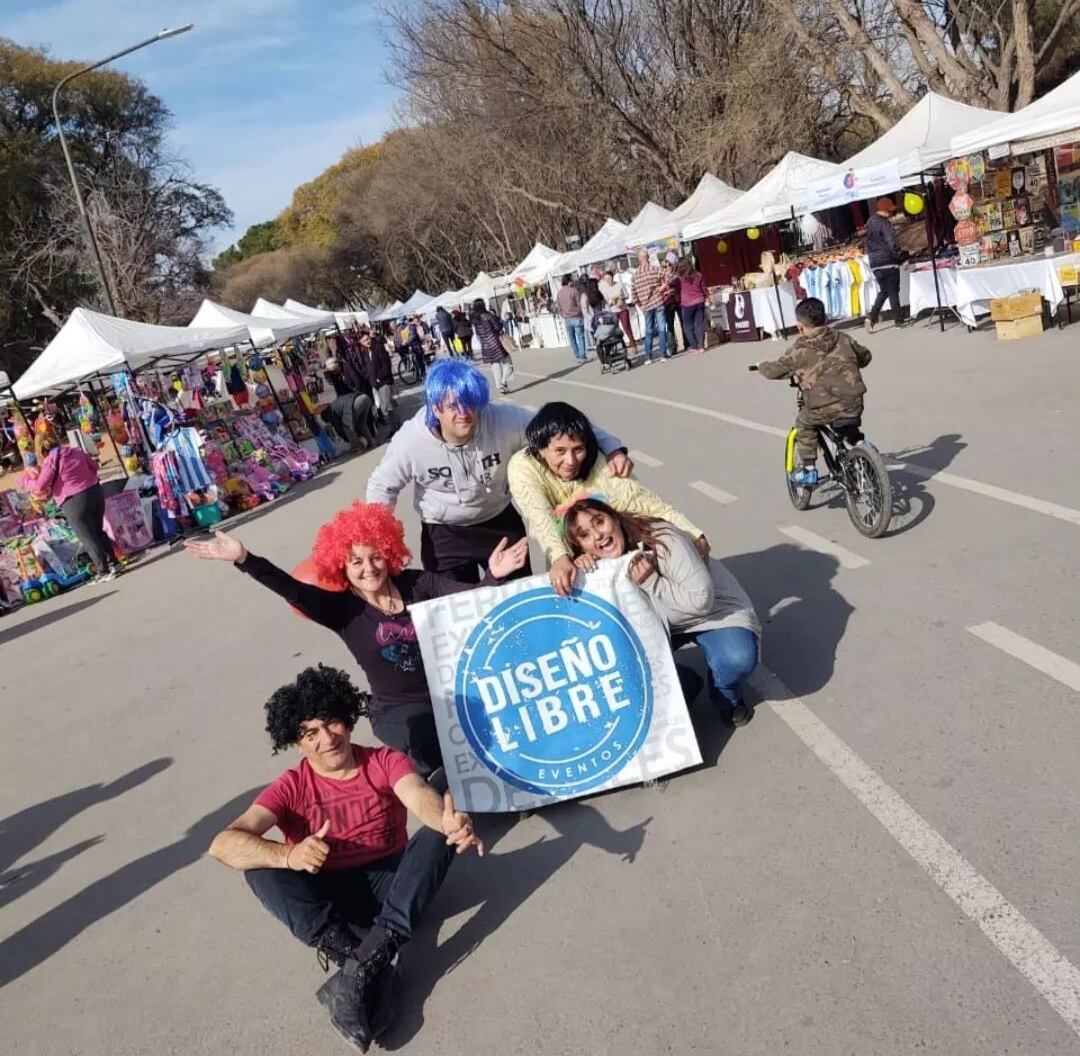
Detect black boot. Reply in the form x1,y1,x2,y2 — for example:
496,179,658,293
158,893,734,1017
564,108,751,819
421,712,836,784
316,925,401,1053
315,921,367,972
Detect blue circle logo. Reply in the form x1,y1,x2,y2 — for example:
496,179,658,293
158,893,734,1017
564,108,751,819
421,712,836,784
455,587,653,796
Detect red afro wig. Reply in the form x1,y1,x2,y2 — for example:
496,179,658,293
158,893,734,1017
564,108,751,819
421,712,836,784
311,502,412,586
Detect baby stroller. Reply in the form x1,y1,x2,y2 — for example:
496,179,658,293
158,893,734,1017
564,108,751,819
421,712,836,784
591,310,631,374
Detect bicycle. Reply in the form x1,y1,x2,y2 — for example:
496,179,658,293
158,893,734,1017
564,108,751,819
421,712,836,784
749,366,893,538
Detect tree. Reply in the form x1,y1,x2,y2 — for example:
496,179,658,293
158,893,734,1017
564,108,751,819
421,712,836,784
0,39,231,378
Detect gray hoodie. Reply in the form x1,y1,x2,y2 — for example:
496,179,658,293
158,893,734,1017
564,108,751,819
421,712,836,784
366,403,624,526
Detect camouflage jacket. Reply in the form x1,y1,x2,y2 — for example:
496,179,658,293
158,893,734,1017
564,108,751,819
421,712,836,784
758,328,872,416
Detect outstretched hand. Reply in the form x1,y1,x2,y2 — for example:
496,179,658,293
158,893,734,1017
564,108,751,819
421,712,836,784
488,536,529,580
549,554,579,597
184,529,246,564
442,792,484,856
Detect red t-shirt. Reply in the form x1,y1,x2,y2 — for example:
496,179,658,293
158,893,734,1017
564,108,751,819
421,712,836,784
255,745,415,870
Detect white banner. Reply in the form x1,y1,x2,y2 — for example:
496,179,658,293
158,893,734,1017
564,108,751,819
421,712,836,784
800,158,905,213
410,558,702,812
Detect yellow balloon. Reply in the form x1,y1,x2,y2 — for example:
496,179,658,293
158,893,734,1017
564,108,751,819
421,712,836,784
747,227,761,240
716,239,729,254
904,191,925,215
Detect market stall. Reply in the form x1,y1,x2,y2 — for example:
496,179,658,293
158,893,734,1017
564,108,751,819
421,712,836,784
284,298,369,329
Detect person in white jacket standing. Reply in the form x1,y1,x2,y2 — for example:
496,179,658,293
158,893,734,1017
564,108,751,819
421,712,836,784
366,359,632,583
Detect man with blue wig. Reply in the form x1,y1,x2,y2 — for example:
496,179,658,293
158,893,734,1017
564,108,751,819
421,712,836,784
367,360,631,583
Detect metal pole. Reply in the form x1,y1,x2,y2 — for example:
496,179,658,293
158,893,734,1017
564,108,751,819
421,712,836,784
772,268,789,340
87,377,128,480
248,340,301,443
50,24,194,317
921,175,946,333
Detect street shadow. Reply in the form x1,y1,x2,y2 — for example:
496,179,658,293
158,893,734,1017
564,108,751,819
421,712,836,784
721,544,852,699
510,362,589,394
0,592,117,647
382,802,650,1049
812,433,967,538
0,785,259,988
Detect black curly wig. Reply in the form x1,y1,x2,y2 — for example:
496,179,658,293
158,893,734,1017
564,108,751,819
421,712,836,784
265,664,371,754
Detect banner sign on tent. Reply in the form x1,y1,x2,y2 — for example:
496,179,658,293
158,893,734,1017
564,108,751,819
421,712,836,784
411,560,701,812
800,158,904,213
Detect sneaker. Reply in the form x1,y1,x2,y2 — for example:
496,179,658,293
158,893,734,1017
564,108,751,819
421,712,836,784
643,358,654,366
95,569,118,584
790,466,818,486
864,318,875,333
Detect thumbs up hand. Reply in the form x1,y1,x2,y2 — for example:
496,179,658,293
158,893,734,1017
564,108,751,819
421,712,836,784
286,818,332,873
441,792,484,857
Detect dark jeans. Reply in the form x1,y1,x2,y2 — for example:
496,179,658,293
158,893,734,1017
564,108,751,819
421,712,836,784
440,330,456,356
410,344,427,379
420,503,533,584
370,702,443,777
870,267,902,325
245,826,454,947
664,304,680,351
62,484,117,572
680,303,706,349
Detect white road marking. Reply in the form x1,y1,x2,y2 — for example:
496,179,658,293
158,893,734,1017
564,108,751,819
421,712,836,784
776,525,870,569
689,480,737,505
629,449,664,468
767,597,799,618
516,370,1080,528
967,622,1080,693
518,402,538,411
757,668,1080,1039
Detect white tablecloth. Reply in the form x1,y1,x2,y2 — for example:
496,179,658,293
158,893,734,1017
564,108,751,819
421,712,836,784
910,257,1070,328
909,267,961,320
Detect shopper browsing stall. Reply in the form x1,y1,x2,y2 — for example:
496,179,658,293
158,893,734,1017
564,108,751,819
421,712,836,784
32,436,122,582
184,504,528,774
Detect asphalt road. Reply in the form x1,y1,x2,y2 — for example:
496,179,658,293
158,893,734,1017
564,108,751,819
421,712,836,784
3,317,1080,1056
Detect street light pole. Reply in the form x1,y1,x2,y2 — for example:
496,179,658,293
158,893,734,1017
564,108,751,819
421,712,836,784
51,24,194,317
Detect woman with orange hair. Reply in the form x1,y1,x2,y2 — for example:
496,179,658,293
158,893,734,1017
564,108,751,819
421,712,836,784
185,502,528,773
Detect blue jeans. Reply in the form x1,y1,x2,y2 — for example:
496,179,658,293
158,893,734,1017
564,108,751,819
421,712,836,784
642,307,668,361
565,317,587,361
672,626,759,706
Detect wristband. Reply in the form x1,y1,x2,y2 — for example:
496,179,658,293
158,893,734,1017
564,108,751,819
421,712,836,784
284,845,294,869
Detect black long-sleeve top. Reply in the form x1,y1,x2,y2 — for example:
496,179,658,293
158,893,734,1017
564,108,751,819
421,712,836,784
238,553,490,713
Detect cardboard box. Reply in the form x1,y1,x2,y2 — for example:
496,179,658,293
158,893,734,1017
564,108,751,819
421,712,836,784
995,315,1044,340
989,291,1043,321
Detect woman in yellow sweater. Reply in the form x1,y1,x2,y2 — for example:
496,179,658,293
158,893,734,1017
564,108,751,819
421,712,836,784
507,401,709,594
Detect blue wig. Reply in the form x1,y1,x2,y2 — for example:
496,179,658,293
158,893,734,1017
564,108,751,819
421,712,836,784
424,359,490,431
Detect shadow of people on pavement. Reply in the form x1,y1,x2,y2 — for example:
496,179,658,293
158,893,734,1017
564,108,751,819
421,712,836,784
881,432,968,536
722,544,852,699
381,802,651,1049
0,786,261,988
509,362,589,395
0,592,118,648
0,757,173,909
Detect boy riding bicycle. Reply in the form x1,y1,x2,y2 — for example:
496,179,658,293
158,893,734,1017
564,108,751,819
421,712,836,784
755,298,872,485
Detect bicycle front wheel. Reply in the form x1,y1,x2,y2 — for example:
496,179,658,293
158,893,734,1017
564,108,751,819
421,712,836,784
841,443,892,537
785,429,811,511
397,358,418,386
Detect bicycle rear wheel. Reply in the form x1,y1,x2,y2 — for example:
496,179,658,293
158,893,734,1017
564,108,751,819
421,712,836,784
841,442,892,537
397,358,418,386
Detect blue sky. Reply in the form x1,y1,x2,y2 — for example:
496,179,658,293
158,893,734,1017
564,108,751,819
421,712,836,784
0,0,402,251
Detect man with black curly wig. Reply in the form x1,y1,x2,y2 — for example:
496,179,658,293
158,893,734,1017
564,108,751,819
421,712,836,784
209,664,482,1052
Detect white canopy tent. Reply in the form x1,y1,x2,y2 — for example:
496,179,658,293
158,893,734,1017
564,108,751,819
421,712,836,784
14,308,247,400
801,93,1002,212
507,243,562,287
252,297,337,331
951,69,1080,157
628,174,744,247
396,290,435,317
683,153,840,239
189,299,319,347
284,299,369,329
451,272,501,307
372,300,404,323
549,218,630,277
622,201,675,248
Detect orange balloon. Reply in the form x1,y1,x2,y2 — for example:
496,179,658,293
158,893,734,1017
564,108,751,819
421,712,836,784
290,558,347,619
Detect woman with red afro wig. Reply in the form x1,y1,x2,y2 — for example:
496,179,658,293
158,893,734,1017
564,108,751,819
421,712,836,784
186,502,528,774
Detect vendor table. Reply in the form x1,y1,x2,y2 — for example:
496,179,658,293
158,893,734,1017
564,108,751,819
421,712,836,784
910,254,1077,329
